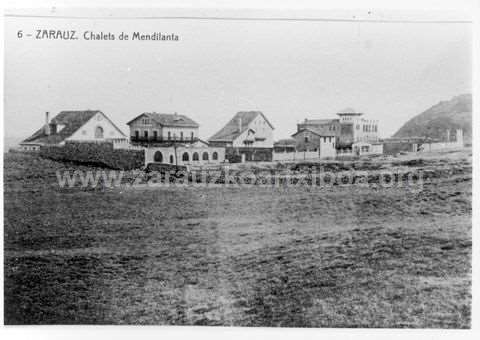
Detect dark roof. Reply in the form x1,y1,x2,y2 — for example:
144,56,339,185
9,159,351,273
291,128,335,138
337,107,363,116
22,110,101,145
127,112,199,128
338,107,357,114
300,118,338,125
209,111,274,142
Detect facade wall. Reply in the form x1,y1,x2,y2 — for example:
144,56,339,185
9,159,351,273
145,146,225,166
339,124,354,146
319,136,336,158
338,114,379,145
231,114,274,148
67,112,127,142
294,131,336,153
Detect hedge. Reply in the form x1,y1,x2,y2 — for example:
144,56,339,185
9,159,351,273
39,142,145,170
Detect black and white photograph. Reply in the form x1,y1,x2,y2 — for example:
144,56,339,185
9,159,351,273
1,1,477,337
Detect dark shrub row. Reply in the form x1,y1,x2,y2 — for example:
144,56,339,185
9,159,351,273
39,142,145,170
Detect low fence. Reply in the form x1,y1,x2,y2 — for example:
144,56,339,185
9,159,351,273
419,141,463,152
273,151,321,162
40,141,145,170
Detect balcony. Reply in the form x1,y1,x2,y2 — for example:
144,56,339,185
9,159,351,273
130,136,197,144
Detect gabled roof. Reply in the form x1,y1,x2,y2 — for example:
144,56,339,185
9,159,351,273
22,110,101,145
127,112,199,128
291,128,335,138
209,111,274,142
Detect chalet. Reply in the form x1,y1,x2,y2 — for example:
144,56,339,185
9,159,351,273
127,112,200,145
335,108,381,155
19,110,127,151
290,108,382,157
209,111,274,162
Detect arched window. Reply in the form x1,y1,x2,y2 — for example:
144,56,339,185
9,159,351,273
212,152,218,160
193,152,199,161
95,126,104,139
154,151,163,162
169,155,174,164
182,152,189,161
202,152,209,161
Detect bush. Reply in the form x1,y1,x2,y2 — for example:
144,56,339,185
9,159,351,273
39,142,144,170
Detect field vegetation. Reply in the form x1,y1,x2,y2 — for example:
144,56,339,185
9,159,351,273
3,150,472,327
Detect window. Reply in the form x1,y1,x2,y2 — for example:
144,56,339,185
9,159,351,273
212,152,218,160
191,132,194,141
153,131,158,140
141,118,150,125
202,152,209,161
135,130,139,139
169,155,174,164
323,137,326,143
95,126,104,139
193,152,199,161
182,152,189,161
154,151,163,162
168,131,171,140
180,132,184,140
144,131,148,139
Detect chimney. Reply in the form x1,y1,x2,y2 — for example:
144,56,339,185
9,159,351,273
44,111,51,135
238,117,242,132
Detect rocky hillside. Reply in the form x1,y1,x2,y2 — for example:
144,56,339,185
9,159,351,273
393,94,472,144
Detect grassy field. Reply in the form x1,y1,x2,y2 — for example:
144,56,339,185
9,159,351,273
3,151,472,327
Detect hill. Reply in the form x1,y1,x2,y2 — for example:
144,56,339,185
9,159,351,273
393,94,472,144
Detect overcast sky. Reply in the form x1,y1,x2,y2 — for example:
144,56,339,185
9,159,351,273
4,10,472,141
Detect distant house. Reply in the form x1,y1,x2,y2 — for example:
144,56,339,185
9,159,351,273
209,111,274,162
127,112,200,145
293,117,340,153
290,108,382,157
19,110,127,151
336,108,380,155
336,108,379,145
